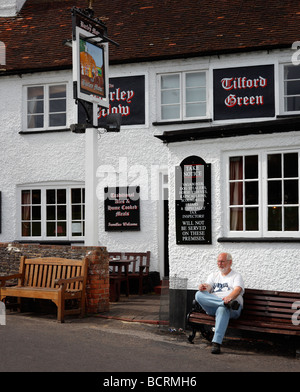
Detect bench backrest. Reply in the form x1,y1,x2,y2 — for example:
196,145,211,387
108,252,150,274
243,288,300,322
19,256,88,290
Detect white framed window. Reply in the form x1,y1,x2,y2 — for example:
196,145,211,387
224,150,300,237
20,185,85,240
24,83,67,131
282,64,300,114
157,70,207,121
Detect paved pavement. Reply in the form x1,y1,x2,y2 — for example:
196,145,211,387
0,294,299,374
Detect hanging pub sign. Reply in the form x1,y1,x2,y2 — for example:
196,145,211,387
72,7,109,108
104,186,140,231
78,75,145,126
213,64,275,121
175,156,211,245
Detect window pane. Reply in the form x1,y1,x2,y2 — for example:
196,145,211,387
161,105,180,120
32,222,41,236
186,87,206,103
268,206,282,231
245,181,258,205
161,74,179,89
285,96,300,111
230,182,243,205
49,85,66,98
27,86,44,100
229,157,243,180
285,65,300,79
57,222,66,236
47,206,55,220
27,114,44,128
49,99,66,113
284,153,298,177
32,190,41,204
284,179,298,204
284,207,299,231
72,205,81,220
268,180,282,204
47,222,55,236
230,207,243,230
72,222,83,236
22,190,30,204
245,155,258,179
28,100,43,114
186,102,206,117
22,206,30,220
246,207,259,230
57,205,66,220
268,154,281,178
71,189,81,203
186,72,205,87
32,206,41,220
49,113,66,127
47,189,56,204
285,80,300,95
161,89,180,104
22,222,30,236
57,189,66,204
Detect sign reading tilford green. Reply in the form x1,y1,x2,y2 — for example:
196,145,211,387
175,156,211,244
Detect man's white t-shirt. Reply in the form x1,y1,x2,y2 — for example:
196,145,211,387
206,269,245,306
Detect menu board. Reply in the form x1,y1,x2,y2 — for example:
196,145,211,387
104,186,140,231
175,156,211,244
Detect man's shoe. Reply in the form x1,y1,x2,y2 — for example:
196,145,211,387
226,300,240,310
211,343,221,354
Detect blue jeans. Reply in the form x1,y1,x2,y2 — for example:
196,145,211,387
195,290,242,345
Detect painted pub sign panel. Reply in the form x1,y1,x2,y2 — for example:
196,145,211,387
213,64,275,121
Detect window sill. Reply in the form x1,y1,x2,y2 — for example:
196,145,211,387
15,240,84,245
153,119,212,126
218,237,300,243
19,128,71,135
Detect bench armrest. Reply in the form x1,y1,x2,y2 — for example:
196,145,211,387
0,273,22,286
139,265,149,274
55,276,84,286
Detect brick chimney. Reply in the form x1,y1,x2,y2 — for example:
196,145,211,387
0,0,26,17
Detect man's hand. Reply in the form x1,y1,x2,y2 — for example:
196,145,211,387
198,283,211,291
222,286,242,303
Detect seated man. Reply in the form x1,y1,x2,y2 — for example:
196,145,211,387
195,252,244,354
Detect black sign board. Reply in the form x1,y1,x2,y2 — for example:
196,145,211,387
213,64,275,121
175,156,211,245
78,75,145,126
104,186,140,231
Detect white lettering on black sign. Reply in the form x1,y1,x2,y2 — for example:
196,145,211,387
175,156,211,245
213,65,275,120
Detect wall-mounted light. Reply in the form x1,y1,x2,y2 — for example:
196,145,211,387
62,39,72,48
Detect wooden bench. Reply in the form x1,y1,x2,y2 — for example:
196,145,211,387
187,288,300,343
0,256,88,323
108,251,150,296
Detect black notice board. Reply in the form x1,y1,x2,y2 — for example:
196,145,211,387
104,186,140,231
175,156,211,244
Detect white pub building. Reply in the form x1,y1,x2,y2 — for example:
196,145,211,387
0,0,300,324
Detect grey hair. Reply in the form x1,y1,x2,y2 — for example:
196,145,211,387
226,253,232,261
